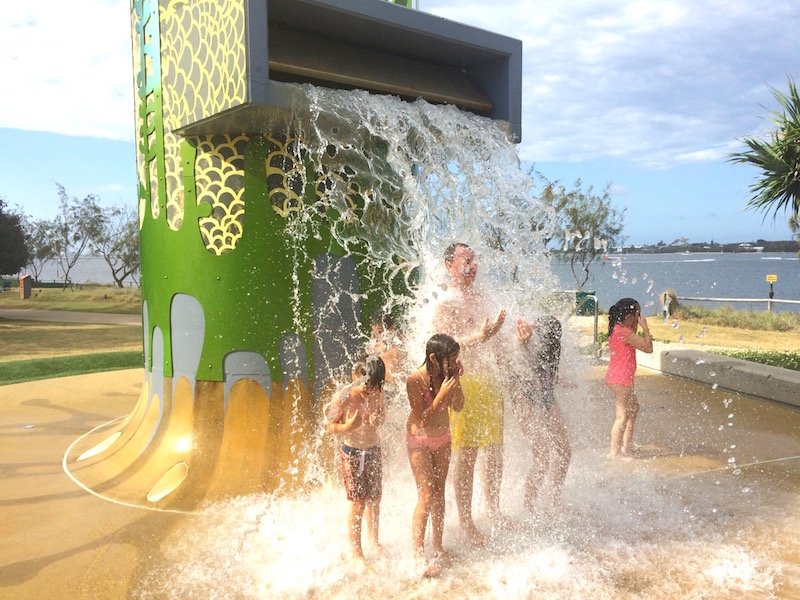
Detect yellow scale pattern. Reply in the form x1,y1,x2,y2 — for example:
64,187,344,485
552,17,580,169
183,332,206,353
159,0,247,249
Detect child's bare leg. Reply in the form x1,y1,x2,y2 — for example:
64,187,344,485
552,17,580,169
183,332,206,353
609,385,632,457
545,406,571,507
620,393,640,455
430,444,451,558
365,497,382,550
525,435,548,511
349,499,366,560
408,448,434,555
453,447,484,545
483,443,504,521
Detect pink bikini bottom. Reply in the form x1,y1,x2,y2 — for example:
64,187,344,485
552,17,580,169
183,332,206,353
406,431,452,451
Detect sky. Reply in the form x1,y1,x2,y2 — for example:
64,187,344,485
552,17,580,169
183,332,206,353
1,0,799,245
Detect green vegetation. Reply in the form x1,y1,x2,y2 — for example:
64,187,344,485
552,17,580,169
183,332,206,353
712,349,800,372
0,285,140,314
729,77,800,222
0,351,143,386
675,304,800,332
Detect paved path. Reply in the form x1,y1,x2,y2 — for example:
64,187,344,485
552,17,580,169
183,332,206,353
0,366,798,597
0,309,139,325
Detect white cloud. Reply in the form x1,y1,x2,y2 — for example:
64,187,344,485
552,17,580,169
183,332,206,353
425,0,800,168
0,1,134,140
2,0,799,170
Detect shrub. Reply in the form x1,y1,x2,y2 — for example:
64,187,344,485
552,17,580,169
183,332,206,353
676,305,800,332
712,349,800,371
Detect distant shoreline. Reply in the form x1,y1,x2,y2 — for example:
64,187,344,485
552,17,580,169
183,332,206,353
615,239,798,254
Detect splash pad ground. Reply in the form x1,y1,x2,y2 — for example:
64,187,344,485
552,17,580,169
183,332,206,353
1,358,799,599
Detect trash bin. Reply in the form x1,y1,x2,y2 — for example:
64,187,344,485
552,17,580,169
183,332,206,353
575,290,596,316
19,274,32,299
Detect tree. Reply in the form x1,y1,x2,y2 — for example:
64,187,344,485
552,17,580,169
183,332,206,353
50,184,100,287
18,214,55,281
0,198,29,276
85,199,140,288
536,176,625,290
730,78,800,223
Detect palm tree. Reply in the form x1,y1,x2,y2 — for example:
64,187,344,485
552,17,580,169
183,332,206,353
729,78,800,221
790,213,800,257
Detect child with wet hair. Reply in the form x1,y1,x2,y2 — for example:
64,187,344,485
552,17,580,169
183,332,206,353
605,298,652,458
405,333,464,577
512,316,572,513
323,355,387,564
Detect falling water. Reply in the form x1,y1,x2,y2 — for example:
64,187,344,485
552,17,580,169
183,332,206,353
135,85,793,598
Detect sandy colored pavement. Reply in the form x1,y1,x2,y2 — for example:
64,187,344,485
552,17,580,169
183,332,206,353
0,366,799,598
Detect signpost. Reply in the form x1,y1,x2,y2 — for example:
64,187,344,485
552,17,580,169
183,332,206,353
766,273,778,312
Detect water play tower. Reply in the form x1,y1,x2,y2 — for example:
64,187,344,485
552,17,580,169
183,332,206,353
65,0,521,511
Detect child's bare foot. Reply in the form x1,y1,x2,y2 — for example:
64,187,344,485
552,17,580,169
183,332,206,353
414,550,441,579
463,523,487,547
421,561,441,578
368,541,386,557
432,548,453,567
350,552,369,572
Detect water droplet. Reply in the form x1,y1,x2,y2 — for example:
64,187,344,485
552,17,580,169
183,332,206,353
709,371,716,377
727,413,734,419
695,359,705,365
718,425,724,431
711,383,718,390
741,487,751,494
678,335,685,343
727,457,736,463
733,468,742,475
701,401,708,410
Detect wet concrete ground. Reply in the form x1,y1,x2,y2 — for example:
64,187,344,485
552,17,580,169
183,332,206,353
0,366,798,598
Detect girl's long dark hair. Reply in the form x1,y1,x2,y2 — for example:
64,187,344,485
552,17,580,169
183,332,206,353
424,333,460,373
608,298,640,336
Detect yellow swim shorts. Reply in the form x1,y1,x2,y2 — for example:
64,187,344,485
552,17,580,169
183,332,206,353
449,375,503,448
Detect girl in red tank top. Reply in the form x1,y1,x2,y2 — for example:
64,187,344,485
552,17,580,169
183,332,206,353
605,298,653,458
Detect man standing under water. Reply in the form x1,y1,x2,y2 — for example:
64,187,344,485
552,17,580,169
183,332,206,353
435,242,508,545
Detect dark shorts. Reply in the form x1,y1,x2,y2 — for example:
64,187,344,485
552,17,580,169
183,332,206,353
339,445,382,501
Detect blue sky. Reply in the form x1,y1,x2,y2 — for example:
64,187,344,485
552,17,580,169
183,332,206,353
1,0,798,245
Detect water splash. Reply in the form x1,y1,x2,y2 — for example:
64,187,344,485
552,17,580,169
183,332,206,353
133,85,790,599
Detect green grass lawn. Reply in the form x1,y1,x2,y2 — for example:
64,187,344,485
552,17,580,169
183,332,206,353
1,351,143,386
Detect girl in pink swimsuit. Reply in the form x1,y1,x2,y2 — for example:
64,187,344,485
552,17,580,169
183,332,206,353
606,298,653,458
406,333,464,576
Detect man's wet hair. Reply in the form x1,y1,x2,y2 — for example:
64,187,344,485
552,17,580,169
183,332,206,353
444,242,470,264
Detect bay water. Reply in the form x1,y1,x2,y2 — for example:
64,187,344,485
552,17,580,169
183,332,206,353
33,251,799,313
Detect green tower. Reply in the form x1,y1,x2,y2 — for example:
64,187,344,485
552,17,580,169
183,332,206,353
65,0,521,511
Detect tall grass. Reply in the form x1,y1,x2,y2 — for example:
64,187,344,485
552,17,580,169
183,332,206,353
676,305,800,332
0,285,141,314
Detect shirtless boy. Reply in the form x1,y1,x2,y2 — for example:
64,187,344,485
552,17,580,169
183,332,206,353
324,355,387,564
